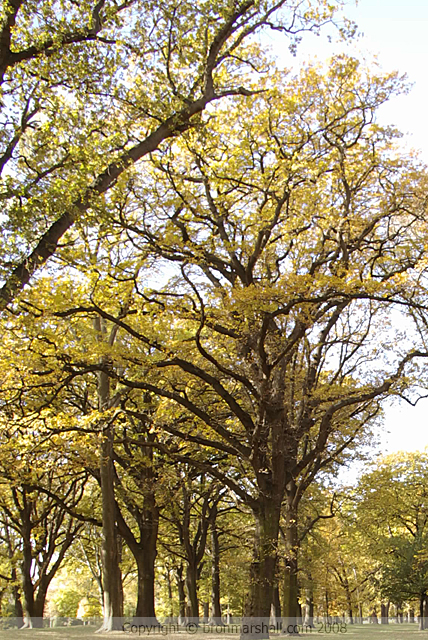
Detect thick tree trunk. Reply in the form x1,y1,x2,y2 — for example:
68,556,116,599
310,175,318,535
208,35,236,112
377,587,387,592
210,522,223,625
21,591,46,628
186,562,199,622
99,419,123,630
241,500,281,640
32,585,48,628
135,549,158,622
381,603,388,625
282,565,298,622
131,499,159,623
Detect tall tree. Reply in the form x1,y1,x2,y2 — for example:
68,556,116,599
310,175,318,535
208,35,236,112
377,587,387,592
93,313,124,630
74,57,428,636
113,419,163,624
2,56,428,638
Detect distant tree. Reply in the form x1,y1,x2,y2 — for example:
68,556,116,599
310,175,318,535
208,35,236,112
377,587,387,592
356,452,428,630
0,444,86,627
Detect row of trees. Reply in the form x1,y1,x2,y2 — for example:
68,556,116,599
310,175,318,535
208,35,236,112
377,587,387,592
2,0,428,637
3,449,428,631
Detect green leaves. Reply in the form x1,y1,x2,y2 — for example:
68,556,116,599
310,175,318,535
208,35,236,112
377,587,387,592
355,453,428,603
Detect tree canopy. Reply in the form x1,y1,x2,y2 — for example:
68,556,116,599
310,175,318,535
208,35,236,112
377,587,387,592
0,0,354,309
1,1,428,635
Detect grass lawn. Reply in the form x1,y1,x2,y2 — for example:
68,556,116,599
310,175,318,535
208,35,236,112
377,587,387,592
1,623,428,640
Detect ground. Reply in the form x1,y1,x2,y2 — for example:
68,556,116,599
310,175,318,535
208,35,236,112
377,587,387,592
0,624,428,640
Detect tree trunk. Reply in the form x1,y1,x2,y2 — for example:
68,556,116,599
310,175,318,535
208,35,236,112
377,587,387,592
202,602,209,623
114,434,159,625
21,597,46,628
13,579,23,624
395,602,403,623
282,506,299,635
166,568,174,621
381,603,388,625
6,523,23,626
272,584,282,630
99,418,123,630
282,566,298,620
297,599,302,625
176,565,187,625
18,501,78,628
186,562,199,622
91,570,104,615
94,314,123,633
21,519,35,628
394,602,403,623
21,546,70,629
241,500,280,640
210,522,223,625
346,587,353,625
100,427,122,631
304,589,314,628
96,346,123,631
419,594,425,631
325,590,330,622
32,583,48,628
134,548,158,623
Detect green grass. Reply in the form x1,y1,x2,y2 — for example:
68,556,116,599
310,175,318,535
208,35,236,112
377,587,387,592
1,623,428,640
305,623,428,639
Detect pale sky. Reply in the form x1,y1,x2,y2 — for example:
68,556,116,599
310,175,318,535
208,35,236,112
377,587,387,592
340,0,428,454
270,0,428,163
270,0,428,456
